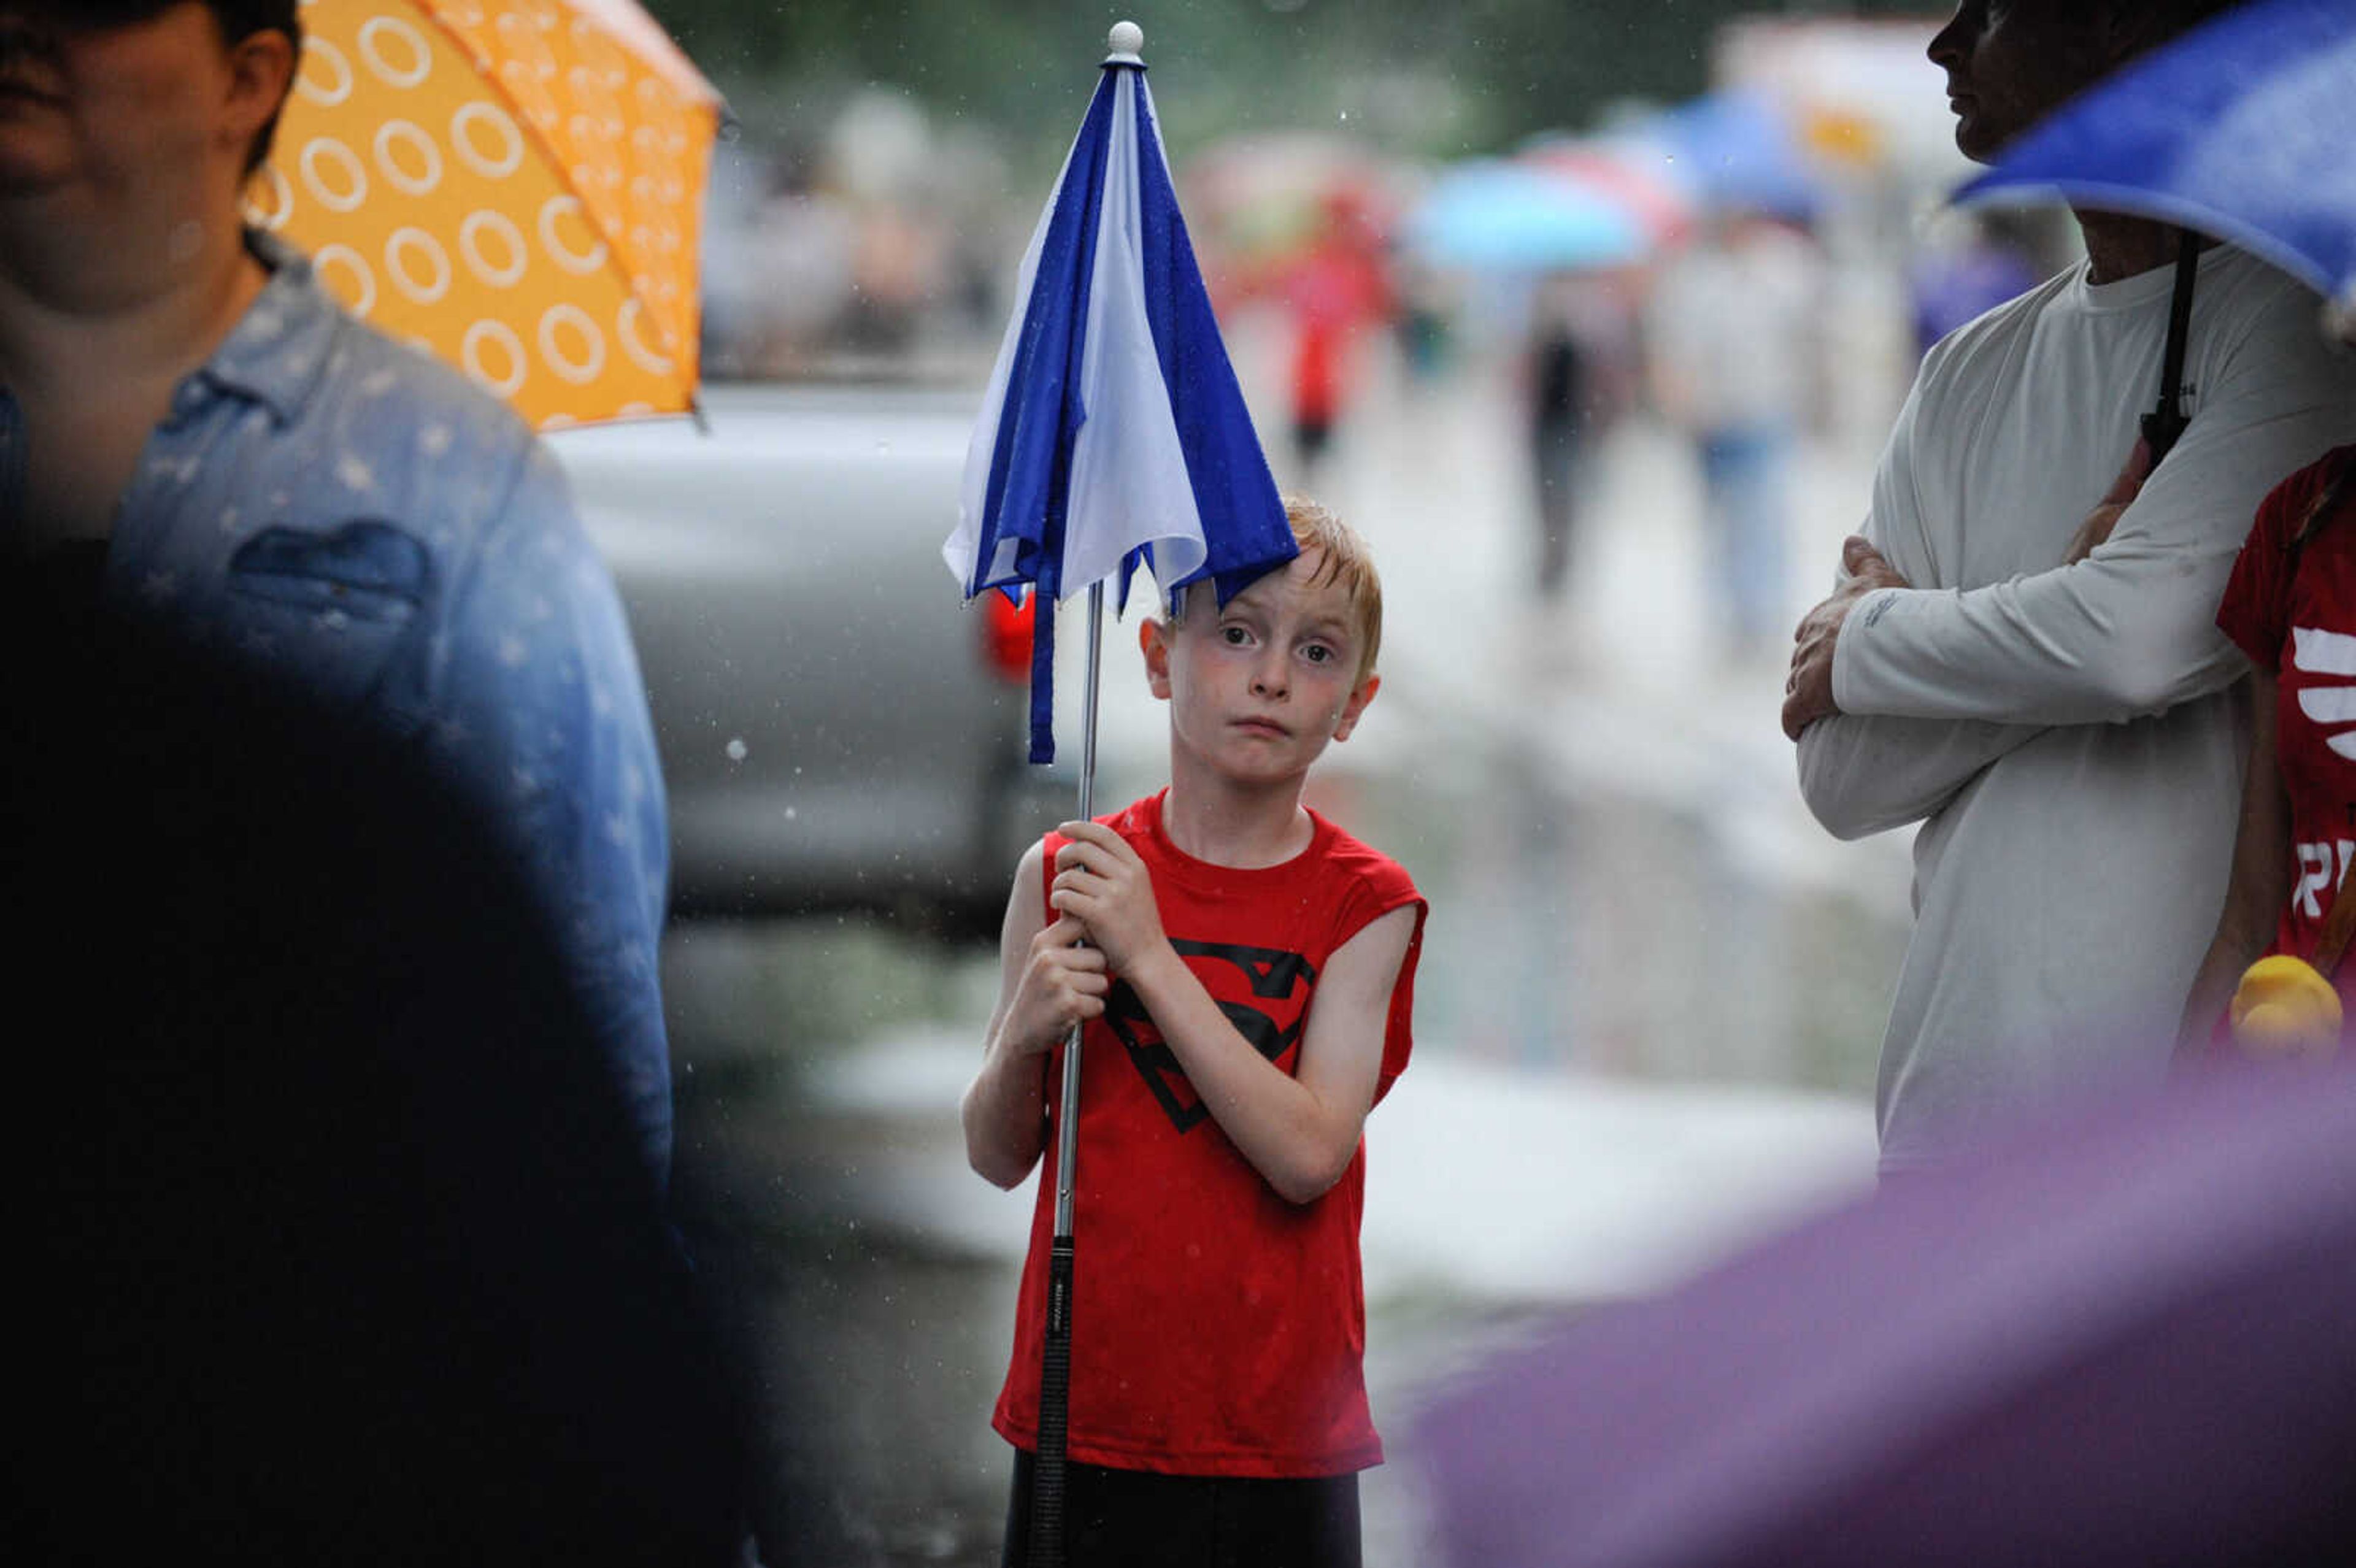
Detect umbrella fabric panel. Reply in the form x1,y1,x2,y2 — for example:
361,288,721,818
946,63,1291,761
1519,139,1696,247
950,67,1133,613
1404,161,1650,271
1130,77,1296,610
1960,0,2356,303
255,0,718,427
1639,91,1823,222
1414,1066,2356,1568
1064,69,1212,610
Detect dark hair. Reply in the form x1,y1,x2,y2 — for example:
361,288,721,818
2289,452,2356,553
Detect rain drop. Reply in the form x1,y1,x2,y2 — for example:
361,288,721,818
725,736,749,762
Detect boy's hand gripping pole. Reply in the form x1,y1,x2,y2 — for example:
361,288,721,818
1030,579,1104,1568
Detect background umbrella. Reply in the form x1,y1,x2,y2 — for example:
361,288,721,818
1403,159,1652,272
1517,135,1696,251
941,23,1295,1565
1633,90,1825,223
1959,0,2356,312
1412,1064,2356,1568
249,0,721,428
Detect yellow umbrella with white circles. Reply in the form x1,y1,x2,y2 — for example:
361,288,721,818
249,0,720,429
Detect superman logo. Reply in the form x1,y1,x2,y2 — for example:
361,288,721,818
1105,939,1317,1134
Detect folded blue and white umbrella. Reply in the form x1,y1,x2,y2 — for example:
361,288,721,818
944,34,1293,764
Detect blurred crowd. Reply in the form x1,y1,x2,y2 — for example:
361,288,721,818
693,66,2075,652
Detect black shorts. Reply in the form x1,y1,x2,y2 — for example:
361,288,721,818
1000,1450,1361,1568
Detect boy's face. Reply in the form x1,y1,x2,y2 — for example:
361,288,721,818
1141,547,1380,789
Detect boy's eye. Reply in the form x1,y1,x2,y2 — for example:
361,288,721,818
1302,643,1333,665
1220,625,1250,645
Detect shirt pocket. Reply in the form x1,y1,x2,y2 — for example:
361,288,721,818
225,520,432,709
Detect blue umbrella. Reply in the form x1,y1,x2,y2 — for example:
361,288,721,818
1640,90,1823,223
940,23,1293,1566
945,22,1294,767
1404,159,1652,272
1959,0,2356,309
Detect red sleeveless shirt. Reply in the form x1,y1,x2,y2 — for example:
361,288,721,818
992,790,1426,1477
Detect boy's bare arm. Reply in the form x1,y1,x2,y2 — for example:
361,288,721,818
961,841,1110,1189
1053,821,1415,1205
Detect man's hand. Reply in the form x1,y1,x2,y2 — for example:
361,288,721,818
1001,914,1109,1055
1784,535,1911,740
2062,439,2154,566
1050,820,1169,977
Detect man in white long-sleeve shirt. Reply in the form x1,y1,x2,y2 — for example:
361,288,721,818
1781,0,2356,1175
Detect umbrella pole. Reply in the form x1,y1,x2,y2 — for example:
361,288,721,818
1030,578,1105,1568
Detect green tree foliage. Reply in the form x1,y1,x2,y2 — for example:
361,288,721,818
647,0,1933,164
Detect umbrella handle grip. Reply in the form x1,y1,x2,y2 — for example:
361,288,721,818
1028,1240,1077,1568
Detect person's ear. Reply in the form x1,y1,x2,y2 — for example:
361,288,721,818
221,27,296,167
1330,672,1380,742
1140,616,1174,700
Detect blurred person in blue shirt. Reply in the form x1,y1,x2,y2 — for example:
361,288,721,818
0,0,673,1176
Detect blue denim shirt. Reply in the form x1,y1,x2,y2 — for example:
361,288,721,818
0,235,673,1178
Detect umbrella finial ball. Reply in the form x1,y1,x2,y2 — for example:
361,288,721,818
1109,21,1144,56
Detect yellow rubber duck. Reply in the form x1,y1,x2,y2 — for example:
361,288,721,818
2227,954,2344,1061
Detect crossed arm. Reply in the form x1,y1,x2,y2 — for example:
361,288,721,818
960,824,1415,1205
1784,279,2356,841
1784,445,2157,839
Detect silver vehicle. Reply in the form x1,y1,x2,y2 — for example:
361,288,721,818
551,385,1071,934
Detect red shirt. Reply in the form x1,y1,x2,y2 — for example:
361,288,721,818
2216,445,2356,997
992,791,1426,1477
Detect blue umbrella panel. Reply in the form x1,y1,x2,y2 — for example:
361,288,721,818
948,53,1295,763
1960,0,2356,305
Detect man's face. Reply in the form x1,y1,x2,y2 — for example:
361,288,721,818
0,4,233,200
1927,0,2122,164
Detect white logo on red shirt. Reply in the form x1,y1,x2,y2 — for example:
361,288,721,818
2293,626,2356,760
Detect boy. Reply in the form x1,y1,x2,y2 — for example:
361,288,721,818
961,498,1426,1568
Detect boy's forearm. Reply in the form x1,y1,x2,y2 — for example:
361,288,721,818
1123,946,1359,1205
962,1032,1049,1189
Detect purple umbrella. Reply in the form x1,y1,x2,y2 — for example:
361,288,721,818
1414,1065,2356,1568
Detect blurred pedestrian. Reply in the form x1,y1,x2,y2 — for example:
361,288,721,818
1647,210,1822,658
961,501,1426,1568
1783,0,2356,1177
1527,277,1589,599
1908,209,2042,359
0,0,676,1177
1281,191,1392,485
1525,271,1642,601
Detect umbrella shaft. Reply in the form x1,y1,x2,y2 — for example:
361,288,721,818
1053,580,1106,1240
